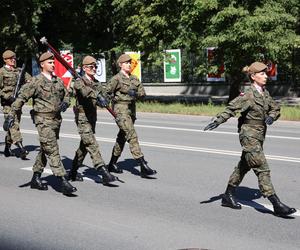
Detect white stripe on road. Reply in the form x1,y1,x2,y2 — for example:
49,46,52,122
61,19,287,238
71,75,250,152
5,114,300,141
20,167,300,217
5,128,300,164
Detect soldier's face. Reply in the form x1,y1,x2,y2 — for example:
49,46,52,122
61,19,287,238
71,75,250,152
120,60,131,74
4,57,16,67
83,64,96,77
41,59,55,73
251,71,268,87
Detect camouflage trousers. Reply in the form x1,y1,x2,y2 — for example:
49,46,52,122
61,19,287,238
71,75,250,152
3,105,22,144
112,108,143,159
74,113,105,168
228,135,275,197
33,118,66,176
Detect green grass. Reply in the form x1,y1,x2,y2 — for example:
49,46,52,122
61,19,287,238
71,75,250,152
136,101,300,121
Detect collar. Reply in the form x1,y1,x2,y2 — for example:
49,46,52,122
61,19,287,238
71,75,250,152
41,72,53,81
84,74,94,82
253,83,265,94
5,65,14,70
120,70,130,78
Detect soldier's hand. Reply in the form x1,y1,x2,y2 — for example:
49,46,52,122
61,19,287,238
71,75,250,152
128,89,137,98
204,121,219,131
3,115,15,131
59,102,69,112
96,95,108,108
265,116,274,125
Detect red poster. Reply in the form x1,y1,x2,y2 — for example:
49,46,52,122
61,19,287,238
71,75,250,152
54,50,73,88
207,47,225,82
265,60,277,80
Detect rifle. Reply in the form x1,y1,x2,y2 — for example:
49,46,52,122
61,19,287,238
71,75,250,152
39,37,117,120
13,62,26,99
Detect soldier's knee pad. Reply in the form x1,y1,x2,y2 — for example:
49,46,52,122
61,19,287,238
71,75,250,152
243,150,266,168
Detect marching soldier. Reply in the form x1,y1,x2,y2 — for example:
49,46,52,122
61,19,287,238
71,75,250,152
5,52,76,195
204,62,296,217
68,55,118,185
0,50,30,159
104,54,157,178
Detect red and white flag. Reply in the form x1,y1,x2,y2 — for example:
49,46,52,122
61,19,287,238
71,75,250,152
54,50,73,88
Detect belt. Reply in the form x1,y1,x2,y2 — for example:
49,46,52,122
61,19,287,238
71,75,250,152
35,111,60,118
244,119,265,126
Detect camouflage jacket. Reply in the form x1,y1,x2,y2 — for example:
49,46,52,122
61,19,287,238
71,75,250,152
73,75,104,115
105,71,145,103
12,73,69,115
0,66,31,101
214,85,280,140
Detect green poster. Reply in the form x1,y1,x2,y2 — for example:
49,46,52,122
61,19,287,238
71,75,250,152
164,49,181,82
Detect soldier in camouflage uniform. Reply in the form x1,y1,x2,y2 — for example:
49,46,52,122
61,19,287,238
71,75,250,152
104,54,157,178
204,62,296,216
68,55,118,185
0,50,30,159
6,52,76,195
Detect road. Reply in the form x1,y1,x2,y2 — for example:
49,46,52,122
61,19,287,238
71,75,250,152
0,106,299,250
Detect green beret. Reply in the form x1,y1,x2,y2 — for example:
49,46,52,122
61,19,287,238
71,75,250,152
2,50,16,59
39,52,54,62
117,54,132,64
82,55,96,65
243,62,267,74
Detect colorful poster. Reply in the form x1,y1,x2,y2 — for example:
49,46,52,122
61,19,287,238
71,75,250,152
54,50,73,88
164,49,181,82
95,58,106,82
265,60,277,81
206,47,225,82
125,51,142,81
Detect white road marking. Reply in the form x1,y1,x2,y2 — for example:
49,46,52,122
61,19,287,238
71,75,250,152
3,128,299,164
239,199,300,217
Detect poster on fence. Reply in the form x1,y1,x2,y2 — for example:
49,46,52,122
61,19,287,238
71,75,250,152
94,58,106,82
206,47,225,82
54,50,73,88
265,60,277,81
125,51,142,81
164,49,181,82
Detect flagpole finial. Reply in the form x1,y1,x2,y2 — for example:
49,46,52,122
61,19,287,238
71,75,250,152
40,37,47,44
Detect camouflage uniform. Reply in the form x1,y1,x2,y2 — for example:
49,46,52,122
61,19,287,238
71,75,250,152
73,76,106,168
11,73,69,176
214,85,280,197
0,66,31,144
105,71,145,159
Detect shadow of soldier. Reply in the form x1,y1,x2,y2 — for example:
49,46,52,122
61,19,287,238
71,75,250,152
118,158,157,179
0,144,39,159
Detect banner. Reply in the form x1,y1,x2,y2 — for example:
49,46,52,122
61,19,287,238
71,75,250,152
94,58,106,82
164,49,181,82
206,47,225,82
265,60,277,81
125,51,142,81
54,50,73,88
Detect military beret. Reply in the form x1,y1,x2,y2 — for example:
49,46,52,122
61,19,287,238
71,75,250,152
117,54,132,64
2,50,16,59
82,55,96,65
39,52,54,62
243,62,267,74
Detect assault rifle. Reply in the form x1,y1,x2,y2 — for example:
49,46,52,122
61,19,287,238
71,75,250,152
13,62,26,99
39,37,117,120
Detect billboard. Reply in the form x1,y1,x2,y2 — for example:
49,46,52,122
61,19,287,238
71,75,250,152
164,49,181,82
207,47,225,82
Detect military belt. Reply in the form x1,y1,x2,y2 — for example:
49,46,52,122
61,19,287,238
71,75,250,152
35,111,60,118
244,119,265,126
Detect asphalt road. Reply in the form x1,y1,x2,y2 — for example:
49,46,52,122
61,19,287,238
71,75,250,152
0,106,299,250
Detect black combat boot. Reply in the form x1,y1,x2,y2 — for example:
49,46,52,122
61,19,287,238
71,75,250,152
98,166,118,185
68,155,83,181
221,185,242,209
108,154,123,173
4,142,15,157
58,176,77,195
16,141,28,160
136,157,157,178
30,172,48,190
268,194,296,216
